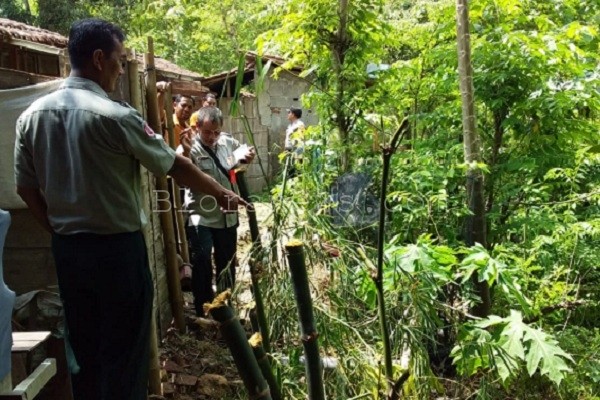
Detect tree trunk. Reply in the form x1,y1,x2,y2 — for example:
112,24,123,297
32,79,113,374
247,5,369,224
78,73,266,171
455,0,491,317
332,0,350,171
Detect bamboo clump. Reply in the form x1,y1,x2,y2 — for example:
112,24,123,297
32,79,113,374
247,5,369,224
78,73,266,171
127,52,161,396
144,37,185,332
373,118,410,398
205,291,272,400
285,240,325,400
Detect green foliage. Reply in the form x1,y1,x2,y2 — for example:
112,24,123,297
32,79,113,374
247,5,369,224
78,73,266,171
0,0,34,24
259,0,599,398
5,0,599,397
0,0,90,34
452,311,573,386
98,0,278,75
259,0,394,170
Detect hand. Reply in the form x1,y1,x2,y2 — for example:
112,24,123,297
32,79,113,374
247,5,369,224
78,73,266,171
217,189,250,213
180,128,193,157
244,146,256,164
156,81,171,93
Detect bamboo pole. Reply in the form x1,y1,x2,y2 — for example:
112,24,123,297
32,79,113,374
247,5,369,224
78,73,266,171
206,292,272,400
144,37,185,332
236,170,270,353
249,333,282,400
148,315,162,394
285,241,325,400
163,85,190,264
127,53,162,395
373,118,409,398
126,51,142,111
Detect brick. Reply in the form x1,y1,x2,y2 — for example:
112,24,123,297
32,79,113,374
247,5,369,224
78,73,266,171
175,374,198,387
163,359,184,373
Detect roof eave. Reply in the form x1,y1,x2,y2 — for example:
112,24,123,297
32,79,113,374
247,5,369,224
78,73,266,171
7,37,66,55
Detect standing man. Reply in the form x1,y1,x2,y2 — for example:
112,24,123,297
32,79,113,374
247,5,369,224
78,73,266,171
156,83,194,148
171,94,195,147
284,106,305,177
14,19,244,400
189,93,217,128
181,107,255,315
203,93,217,107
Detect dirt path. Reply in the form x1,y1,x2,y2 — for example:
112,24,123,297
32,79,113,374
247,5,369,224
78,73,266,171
152,202,273,400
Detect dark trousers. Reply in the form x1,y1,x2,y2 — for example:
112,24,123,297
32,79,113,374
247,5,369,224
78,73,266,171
186,225,237,315
51,231,153,400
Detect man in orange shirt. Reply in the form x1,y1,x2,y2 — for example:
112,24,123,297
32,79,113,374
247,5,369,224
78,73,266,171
171,94,194,148
156,82,194,148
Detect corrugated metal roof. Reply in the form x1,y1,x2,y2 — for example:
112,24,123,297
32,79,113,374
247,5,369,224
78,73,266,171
135,54,203,81
0,19,202,80
0,18,68,48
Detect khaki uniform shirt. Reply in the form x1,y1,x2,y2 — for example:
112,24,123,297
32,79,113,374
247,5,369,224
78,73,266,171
185,134,240,229
14,77,176,234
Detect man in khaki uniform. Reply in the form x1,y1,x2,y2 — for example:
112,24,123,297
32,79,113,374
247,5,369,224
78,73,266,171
14,19,244,400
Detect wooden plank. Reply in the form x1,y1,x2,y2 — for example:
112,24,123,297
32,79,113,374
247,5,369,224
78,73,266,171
0,67,56,89
11,358,56,399
11,332,51,353
12,332,50,342
170,80,209,98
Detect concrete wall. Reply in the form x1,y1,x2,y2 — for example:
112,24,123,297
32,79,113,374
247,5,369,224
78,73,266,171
217,68,318,193
220,96,271,194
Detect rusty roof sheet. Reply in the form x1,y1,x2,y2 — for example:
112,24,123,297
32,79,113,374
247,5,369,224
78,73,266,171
136,54,203,80
0,18,68,48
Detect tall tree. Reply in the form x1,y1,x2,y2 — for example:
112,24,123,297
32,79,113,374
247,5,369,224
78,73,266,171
260,0,392,172
455,0,490,317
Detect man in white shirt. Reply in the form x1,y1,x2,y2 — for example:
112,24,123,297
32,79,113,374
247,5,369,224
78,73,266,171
284,106,305,177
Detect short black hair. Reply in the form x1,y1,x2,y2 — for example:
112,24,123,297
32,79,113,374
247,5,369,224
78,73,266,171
174,94,195,106
68,19,125,70
288,106,302,118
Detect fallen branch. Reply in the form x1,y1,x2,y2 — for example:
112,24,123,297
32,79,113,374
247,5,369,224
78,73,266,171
524,300,589,324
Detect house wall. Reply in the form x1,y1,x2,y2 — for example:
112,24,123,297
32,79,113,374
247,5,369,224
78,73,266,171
219,96,271,194
259,69,318,179
0,45,61,77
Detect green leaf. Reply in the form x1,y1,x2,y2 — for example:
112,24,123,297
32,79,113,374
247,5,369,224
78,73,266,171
523,325,573,385
500,311,526,361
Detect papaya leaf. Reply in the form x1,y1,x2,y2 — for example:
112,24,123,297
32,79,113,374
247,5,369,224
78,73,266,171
523,325,573,385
